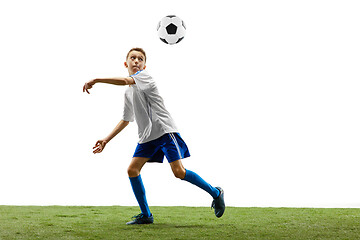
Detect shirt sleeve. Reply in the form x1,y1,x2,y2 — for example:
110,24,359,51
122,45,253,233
122,89,134,122
130,70,154,91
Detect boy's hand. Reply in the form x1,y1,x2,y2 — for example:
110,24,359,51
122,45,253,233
93,140,108,154
83,80,96,94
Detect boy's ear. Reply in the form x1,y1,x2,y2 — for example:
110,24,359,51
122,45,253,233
124,62,128,68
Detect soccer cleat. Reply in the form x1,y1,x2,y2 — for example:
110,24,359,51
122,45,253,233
211,187,225,218
126,213,154,225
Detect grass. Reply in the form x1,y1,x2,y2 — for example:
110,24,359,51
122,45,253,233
0,206,359,239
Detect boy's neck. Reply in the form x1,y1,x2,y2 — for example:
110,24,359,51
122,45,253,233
129,69,143,76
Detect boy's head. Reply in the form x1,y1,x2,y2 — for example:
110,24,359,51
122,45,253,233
124,48,146,75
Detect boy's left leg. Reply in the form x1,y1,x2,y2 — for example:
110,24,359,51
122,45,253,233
127,157,153,225
170,160,225,218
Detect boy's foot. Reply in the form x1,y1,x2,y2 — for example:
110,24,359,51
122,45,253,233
126,213,154,225
211,187,225,218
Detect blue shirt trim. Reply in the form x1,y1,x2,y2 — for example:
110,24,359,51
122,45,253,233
130,70,143,77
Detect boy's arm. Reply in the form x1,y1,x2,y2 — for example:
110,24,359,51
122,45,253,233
93,120,130,154
103,120,130,143
83,77,135,94
94,77,135,86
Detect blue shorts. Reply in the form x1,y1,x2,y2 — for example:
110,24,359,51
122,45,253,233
133,133,190,163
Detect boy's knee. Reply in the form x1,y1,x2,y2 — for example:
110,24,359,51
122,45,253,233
127,166,139,178
173,167,186,179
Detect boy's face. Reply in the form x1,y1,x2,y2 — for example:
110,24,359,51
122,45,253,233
124,50,146,75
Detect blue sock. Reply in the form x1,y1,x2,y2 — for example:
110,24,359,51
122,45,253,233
129,175,151,217
182,169,220,199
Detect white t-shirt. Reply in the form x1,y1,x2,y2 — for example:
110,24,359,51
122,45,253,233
122,70,178,143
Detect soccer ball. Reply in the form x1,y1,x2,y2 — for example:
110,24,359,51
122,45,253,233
157,15,186,45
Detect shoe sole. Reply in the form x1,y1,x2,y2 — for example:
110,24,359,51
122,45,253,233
214,187,225,218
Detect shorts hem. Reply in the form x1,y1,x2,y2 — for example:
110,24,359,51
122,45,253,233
167,154,191,163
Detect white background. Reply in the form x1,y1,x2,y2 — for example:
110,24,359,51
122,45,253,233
0,0,359,208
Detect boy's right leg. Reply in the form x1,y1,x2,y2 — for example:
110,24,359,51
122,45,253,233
170,160,220,198
127,157,153,224
170,160,225,218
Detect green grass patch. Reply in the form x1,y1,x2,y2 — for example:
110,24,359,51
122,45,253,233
0,206,359,239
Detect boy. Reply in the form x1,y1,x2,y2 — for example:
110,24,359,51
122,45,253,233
83,48,225,225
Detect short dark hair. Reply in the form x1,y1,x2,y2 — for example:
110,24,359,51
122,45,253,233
126,47,147,62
